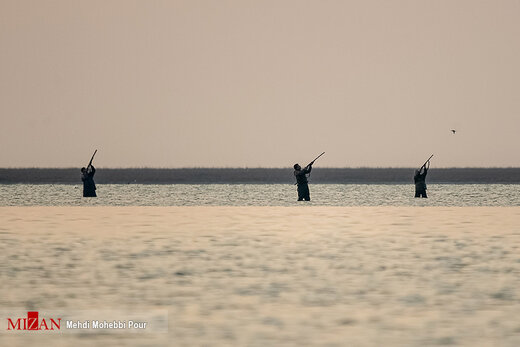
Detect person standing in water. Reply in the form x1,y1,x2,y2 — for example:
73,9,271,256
414,158,430,198
81,165,97,197
81,150,97,197
293,152,325,201
294,163,313,201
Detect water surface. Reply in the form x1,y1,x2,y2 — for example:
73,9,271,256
1,184,519,206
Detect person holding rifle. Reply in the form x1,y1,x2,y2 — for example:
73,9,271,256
81,150,97,197
294,152,324,201
414,155,432,198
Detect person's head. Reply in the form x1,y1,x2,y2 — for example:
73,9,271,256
294,164,301,170
81,167,87,173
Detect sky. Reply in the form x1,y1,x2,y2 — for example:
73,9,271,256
1,0,519,168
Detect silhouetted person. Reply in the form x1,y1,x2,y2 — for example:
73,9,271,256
81,165,97,197
294,163,312,201
414,160,429,198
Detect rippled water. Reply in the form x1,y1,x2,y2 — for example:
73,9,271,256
2,206,520,346
1,184,519,206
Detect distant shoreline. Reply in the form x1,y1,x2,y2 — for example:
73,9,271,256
1,168,520,184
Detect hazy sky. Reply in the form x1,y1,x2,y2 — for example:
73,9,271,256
1,1,519,168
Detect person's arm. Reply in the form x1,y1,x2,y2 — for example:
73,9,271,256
304,164,313,174
89,165,96,176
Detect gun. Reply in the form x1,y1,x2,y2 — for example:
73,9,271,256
420,154,433,169
87,150,97,168
308,152,325,166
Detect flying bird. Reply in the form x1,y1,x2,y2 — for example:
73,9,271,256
451,129,456,134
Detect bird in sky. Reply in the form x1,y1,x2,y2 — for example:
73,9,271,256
451,129,456,134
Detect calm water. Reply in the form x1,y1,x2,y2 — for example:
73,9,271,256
1,184,519,206
2,207,520,347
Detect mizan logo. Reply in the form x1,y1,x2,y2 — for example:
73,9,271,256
7,311,61,331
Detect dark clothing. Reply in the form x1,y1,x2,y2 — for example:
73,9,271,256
414,168,427,198
297,184,310,201
294,165,312,201
82,166,97,197
415,189,427,198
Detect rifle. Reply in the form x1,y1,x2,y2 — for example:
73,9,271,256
419,154,433,169
308,152,325,167
87,150,97,168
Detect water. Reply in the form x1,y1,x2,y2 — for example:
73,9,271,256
1,184,519,206
2,186,520,346
2,206,520,346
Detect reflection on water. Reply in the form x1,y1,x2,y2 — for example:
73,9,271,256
1,184,519,206
1,206,520,346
